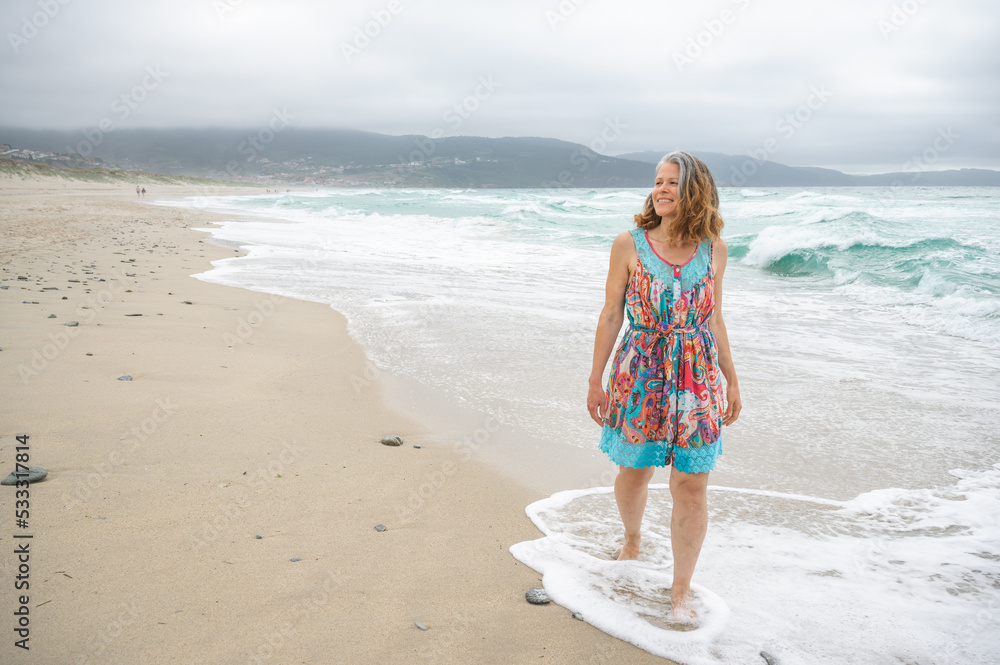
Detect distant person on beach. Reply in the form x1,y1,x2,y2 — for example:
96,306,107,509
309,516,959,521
141,188,146,197
587,150,741,622
136,185,140,197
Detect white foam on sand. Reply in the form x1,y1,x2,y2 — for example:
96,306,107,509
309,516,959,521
511,484,732,665
510,466,1000,665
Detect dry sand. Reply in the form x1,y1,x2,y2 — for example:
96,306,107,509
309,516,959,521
0,178,673,664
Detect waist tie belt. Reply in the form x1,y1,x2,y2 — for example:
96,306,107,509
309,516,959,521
628,320,708,440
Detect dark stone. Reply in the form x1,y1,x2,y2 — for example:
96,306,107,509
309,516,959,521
760,651,778,665
374,524,387,532
290,558,301,562
48,314,56,318
125,314,142,317
1,466,47,486
572,612,584,620
181,301,192,305
255,535,262,539
65,321,79,326
526,587,550,605
118,375,132,381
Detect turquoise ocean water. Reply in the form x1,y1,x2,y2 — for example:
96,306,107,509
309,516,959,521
163,186,1000,664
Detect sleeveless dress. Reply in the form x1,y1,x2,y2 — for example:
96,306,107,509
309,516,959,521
599,228,725,473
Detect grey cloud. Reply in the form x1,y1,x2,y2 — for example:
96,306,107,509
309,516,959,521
0,0,996,170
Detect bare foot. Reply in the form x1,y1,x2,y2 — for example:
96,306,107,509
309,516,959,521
616,534,641,560
670,587,698,624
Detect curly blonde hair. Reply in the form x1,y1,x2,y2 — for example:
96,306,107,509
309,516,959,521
634,151,724,245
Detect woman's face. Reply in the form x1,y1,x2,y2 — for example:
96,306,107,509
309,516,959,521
652,161,680,220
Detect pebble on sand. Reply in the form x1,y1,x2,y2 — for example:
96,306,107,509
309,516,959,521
48,314,56,318
525,587,550,605
380,435,403,447
65,321,79,326
414,622,429,631
1,466,47,486
374,524,387,532
118,375,133,381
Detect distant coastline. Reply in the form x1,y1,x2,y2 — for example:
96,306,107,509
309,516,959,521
3,128,998,188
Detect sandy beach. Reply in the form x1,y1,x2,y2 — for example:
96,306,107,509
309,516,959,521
0,176,675,664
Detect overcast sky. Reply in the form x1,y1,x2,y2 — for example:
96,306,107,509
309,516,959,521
1,0,997,173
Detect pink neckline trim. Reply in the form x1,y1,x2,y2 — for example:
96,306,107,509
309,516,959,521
644,231,699,267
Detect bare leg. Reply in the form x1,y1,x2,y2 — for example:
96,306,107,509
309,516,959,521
613,465,656,560
668,464,710,620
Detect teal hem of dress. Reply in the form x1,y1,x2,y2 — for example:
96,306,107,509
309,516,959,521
599,425,722,474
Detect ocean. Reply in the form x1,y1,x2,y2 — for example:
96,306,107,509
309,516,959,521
162,186,1000,665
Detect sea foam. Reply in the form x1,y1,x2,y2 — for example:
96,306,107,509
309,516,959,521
511,466,1000,665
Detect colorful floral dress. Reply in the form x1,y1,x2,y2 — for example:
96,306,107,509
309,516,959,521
599,228,725,473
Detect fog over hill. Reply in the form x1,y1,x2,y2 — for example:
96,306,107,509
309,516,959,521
2,128,998,188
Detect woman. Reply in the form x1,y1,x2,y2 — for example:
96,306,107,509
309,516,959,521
586,150,741,621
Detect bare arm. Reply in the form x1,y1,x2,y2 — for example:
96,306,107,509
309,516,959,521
587,231,634,425
708,239,741,425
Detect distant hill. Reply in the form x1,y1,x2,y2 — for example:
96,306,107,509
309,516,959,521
2,128,997,187
1,128,652,188
618,151,1000,187
618,151,855,186
849,169,1000,186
